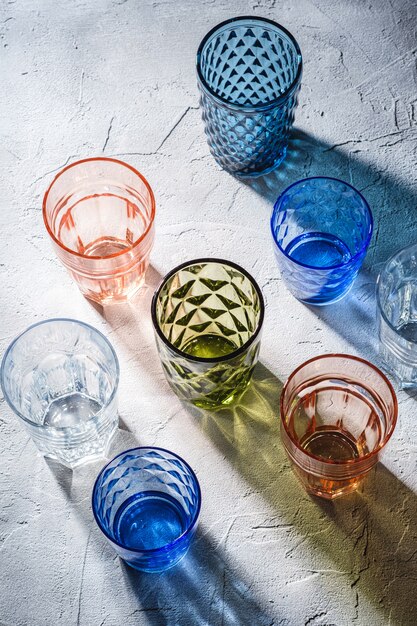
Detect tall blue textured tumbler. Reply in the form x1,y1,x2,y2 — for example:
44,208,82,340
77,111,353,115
92,447,201,573
196,16,302,178
271,177,373,305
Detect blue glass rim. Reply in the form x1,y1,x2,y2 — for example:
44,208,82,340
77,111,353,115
196,15,303,112
376,242,417,342
270,176,374,271
91,446,202,554
151,257,265,364
0,317,120,430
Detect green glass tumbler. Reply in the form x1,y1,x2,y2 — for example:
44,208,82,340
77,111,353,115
152,259,264,409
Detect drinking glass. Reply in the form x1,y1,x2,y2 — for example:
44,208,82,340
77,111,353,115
196,16,302,178
377,243,417,387
1,319,119,468
43,157,155,305
152,259,264,409
280,354,397,499
271,177,373,305
92,447,201,572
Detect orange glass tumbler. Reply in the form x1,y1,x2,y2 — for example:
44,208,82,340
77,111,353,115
280,354,397,499
43,157,155,305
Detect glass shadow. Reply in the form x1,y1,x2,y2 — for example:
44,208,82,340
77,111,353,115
187,362,417,624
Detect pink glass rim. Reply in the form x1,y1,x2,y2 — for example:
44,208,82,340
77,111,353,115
42,156,156,260
280,353,398,466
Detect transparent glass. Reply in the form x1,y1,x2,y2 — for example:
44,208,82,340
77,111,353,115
1,319,119,468
377,243,417,388
196,16,302,178
92,447,201,573
43,157,155,305
271,177,373,305
152,258,264,409
280,354,397,499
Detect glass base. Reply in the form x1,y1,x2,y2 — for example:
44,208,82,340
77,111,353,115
190,378,251,410
378,342,417,390
40,420,118,469
293,465,365,500
305,479,362,500
228,149,286,179
298,280,354,307
124,550,188,573
81,275,146,306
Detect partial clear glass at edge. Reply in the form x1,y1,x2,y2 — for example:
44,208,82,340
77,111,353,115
377,242,417,388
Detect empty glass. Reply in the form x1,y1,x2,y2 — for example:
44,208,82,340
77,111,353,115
43,157,155,305
1,319,119,468
271,177,373,305
152,259,264,409
280,354,397,499
377,243,417,387
92,447,201,572
197,16,302,177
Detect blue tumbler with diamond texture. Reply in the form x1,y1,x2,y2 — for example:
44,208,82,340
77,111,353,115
196,16,302,178
92,447,201,573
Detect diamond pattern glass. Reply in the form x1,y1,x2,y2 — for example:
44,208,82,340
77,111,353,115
152,259,264,409
92,447,201,572
271,177,373,305
197,17,302,177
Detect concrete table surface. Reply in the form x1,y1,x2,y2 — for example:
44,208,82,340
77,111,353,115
1,1,417,624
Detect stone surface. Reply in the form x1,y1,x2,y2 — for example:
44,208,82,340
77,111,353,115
1,1,417,624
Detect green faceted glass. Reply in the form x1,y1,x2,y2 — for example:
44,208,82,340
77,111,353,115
152,259,264,409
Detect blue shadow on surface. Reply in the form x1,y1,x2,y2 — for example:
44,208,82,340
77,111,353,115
241,127,417,369
121,530,278,626
242,127,417,270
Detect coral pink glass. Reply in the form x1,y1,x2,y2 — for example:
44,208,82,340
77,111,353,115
43,158,155,305
280,354,397,499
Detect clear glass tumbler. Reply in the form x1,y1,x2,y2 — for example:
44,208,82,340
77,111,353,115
280,354,397,499
271,177,373,305
377,243,417,387
43,157,155,305
196,16,302,178
92,447,201,572
1,319,119,468
152,259,264,409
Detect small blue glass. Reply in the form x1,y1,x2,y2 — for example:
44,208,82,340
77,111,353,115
271,177,373,305
92,447,201,573
196,16,302,178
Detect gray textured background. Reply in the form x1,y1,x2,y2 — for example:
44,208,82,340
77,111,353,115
1,1,417,625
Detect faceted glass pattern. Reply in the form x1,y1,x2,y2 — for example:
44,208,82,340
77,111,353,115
377,243,417,387
197,17,302,177
92,447,201,572
152,260,264,409
271,177,373,305
1,319,119,467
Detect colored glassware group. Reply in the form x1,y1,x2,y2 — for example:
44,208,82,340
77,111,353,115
0,15,411,570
